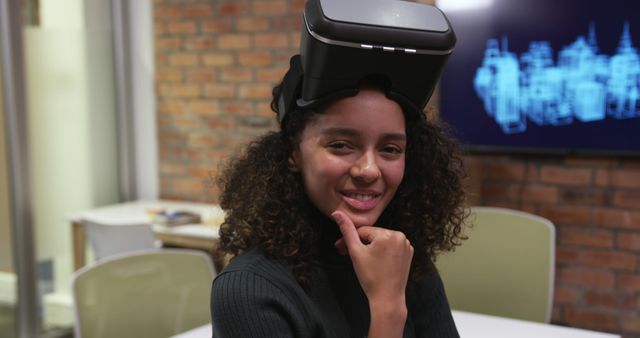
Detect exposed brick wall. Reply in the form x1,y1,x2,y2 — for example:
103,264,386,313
467,155,640,337
153,1,640,337
154,0,304,202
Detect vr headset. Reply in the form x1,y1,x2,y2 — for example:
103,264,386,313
278,0,456,123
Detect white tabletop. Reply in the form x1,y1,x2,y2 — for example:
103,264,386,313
171,311,621,338
69,199,223,239
452,310,620,338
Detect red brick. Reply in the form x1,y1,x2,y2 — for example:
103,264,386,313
158,131,187,147
155,54,169,66
221,68,253,82
621,314,640,334
520,185,559,204
618,232,640,252
582,250,636,270
290,0,306,12
291,32,302,49
183,5,213,17
204,84,236,99
202,52,235,66
583,290,638,309
188,134,217,147
204,118,235,131
169,116,200,129
614,191,640,208
255,33,290,49
155,37,182,50
156,67,183,82
558,267,614,289
238,83,272,100
160,147,202,162
219,1,249,15
218,34,252,49
160,162,187,176
154,6,183,19
537,205,590,225
594,208,639,229
559,227,613,248
255,102,277,118
485,162,526,181
611,169,640,188
154,22,167,36
253,0,288,15
222,102,254,115
256,67,287,82
189,165,217,179
186,68,217,82
618,273,640,292
167,21,197,35
201,19,233,33
186,100,220,115
594,168,612,187
169,53,199,66
556,247,581,264
272,16,302,31
479,183,517,201
172,178,204,194
237,17,270,31
164,83,201,98
185,36,215,50
553,286,579,304
558,188,611,206
540,166,592,186
563,308,617,332
156,99,185,114
238,51,273,66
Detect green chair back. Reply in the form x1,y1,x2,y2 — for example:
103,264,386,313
436,206,555,323
72,249,215,338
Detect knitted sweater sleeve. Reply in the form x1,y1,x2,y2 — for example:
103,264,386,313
410,269,460,338
211,269,312,338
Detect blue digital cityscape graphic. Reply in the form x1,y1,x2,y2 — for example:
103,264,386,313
474,22,640,134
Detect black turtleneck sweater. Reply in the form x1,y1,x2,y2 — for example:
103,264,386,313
210,230,460,338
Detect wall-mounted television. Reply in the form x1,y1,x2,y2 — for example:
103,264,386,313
437,0,640,155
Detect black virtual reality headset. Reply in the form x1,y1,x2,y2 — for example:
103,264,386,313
277,0,456,123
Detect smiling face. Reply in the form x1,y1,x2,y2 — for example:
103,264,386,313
291,86,406,228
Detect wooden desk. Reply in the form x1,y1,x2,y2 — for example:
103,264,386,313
70,200,224,271
171,311,622,338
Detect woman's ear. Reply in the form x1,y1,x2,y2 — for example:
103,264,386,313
288,151,300,172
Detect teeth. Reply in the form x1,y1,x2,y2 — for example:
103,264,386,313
348,193,376,201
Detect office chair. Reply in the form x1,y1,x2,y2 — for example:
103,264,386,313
71,249,216,338
436,206,556,323
83,216,159,261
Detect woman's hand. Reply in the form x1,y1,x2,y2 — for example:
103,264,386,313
332,210,413,338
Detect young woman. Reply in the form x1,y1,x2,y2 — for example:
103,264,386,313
210,70,468,337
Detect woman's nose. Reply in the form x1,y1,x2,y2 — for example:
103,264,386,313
350,152,381,182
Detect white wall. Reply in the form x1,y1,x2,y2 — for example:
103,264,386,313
24,0,119,326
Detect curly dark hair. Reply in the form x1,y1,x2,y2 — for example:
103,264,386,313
216,80,468,288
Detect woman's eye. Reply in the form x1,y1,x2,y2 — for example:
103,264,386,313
382,145,403,154
326,141,353,152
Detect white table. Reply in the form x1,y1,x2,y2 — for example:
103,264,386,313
171,311,621,338
69,199,223,270
452,310,620,338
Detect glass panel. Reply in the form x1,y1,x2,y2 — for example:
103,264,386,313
20,0,120,334
0,37,18,338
